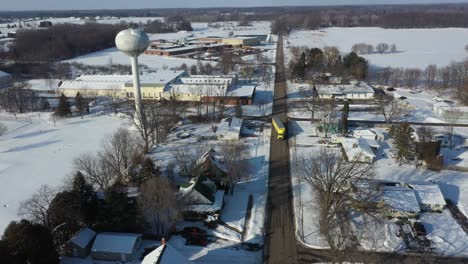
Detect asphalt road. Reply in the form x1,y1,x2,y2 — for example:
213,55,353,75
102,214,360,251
264,35,299,264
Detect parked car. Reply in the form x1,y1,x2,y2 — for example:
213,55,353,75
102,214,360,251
386,87,396,91
182,226,208,246
399,96,407,100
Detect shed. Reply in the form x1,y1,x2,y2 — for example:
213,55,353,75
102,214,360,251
65,227,96,258
91,233,142,262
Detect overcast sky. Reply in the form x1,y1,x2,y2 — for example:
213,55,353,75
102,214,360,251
2,0,468,11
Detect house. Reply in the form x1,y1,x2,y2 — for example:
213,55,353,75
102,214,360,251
191,148,228,185
179,175,225,220
142,240,191,264
91,232,142,262
316,81,375,100
381,186,421,218
352,129,378,141
217,117,243,141
65,227,96,258
0,70,12,89
409,183,445,212
339,137,377,163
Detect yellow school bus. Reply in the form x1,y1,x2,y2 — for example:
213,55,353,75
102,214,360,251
272,117,286,140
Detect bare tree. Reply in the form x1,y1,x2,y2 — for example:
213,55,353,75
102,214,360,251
301,148,374,264
139,177,181,237
220,143,249,194
100,127,143,181
375,94,408,124
106,85,124,114
317,100,338,138
172,143,210,177
390,44,397,53
424,64,438,89
376,43,389,54
18,185,56,228
74,153,115,190
404,68,422,89
443,108,462,149
323,46,340,68
299,85,320,123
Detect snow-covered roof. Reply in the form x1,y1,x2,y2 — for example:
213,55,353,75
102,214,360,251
353,129,376,138
217,117,242,140
340,137,376,161
142,244,191,264
382,186,421,213
187,190,225,213
91,233,141,254
0,70,11,78
409,183,446,206
70,227,96,249
227,84,256,97
26,79,61,91
59,80,124,90
317,81,375,95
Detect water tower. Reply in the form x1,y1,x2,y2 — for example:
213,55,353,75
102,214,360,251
115,29,150,119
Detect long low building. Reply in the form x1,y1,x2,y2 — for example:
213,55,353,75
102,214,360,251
58,70,187,99
316,81,375,100
145,43,227,56
58,72,255,105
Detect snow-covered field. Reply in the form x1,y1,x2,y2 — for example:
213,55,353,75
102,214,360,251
0,112,129,232
287,27,468,68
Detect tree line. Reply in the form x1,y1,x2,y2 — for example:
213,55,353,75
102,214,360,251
370,58,468,105
352,42,397,55
270,4,468,34
289,46,368,81
7,23,125,63
144,16,193,34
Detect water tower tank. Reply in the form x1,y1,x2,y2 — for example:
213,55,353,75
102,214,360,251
115,29,150,57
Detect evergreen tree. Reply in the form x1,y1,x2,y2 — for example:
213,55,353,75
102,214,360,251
71,172,97,225
341,101,350,135
140,157,159,181
393,122,415,166
47,191,82,246
2,220,59,264
343,52,368,80
95,186,144,233
74,92,86,118
307,48,324,71
292,52,307,79
54,93,71,117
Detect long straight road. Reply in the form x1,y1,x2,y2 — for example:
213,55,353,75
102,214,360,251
264,35,298,264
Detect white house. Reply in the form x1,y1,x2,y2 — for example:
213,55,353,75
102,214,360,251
0,70,12,89
339,137,376,163
91,233,142,262
381,186,421,218
409,183,445,212
316,81,375,100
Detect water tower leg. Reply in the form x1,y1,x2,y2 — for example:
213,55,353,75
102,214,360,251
130,56,143,124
